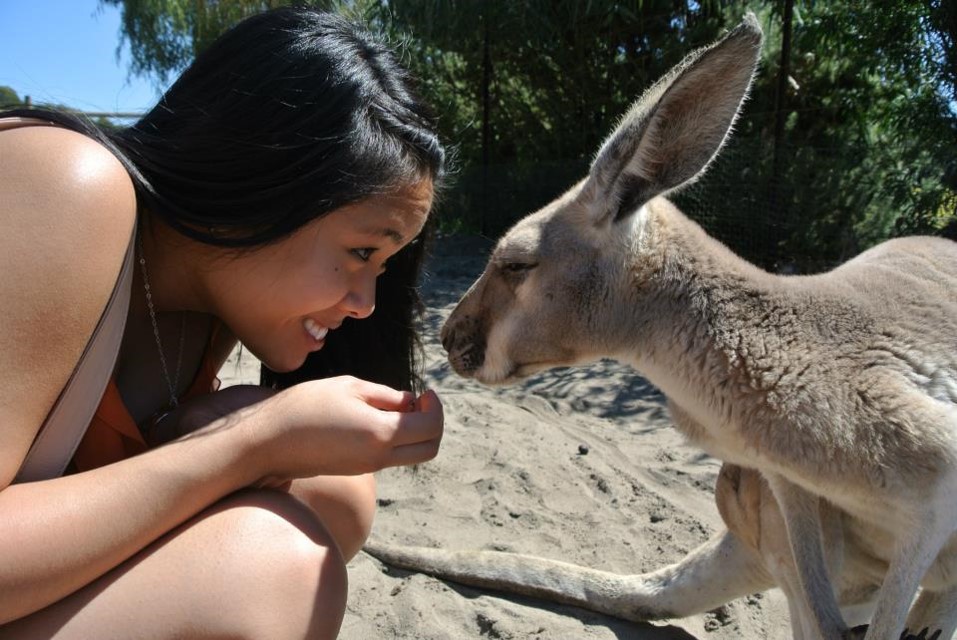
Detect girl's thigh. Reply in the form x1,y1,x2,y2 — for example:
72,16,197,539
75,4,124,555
1,489,348,640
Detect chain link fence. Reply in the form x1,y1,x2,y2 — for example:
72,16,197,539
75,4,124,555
435,136,955,274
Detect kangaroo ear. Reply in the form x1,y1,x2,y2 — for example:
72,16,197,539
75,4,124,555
585,13,763,223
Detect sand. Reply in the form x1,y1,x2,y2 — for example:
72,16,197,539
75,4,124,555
219,233,793,640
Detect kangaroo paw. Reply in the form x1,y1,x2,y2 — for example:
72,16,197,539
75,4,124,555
844,625,869,639
900,629,942,640
846,624,945,639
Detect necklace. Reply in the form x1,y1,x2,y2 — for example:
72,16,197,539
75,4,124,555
137,234,186,411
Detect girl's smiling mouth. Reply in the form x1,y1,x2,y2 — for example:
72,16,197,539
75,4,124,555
303,317,330,342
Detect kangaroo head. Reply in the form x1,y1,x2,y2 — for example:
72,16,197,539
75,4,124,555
442,14,763,385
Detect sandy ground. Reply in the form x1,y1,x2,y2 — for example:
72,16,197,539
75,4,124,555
219,234,792,640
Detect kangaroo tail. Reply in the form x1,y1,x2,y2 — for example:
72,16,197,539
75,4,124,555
363,529,773,622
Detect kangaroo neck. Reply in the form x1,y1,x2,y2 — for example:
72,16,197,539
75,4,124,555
620,200,785,430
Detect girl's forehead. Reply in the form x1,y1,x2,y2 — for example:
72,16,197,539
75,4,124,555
322,179,433,244
386,177,434,216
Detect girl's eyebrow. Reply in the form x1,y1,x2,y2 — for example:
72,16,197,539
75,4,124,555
361,226,405,245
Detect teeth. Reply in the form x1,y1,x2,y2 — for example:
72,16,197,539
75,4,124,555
303,318,329,341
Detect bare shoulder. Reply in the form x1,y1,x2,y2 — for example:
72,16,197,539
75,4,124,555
0,125,136,487
0,125,135,225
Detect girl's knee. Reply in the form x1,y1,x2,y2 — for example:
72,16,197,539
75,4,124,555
7,491,350,640
208,490,348,639
345,472,377,548
290,473,377,561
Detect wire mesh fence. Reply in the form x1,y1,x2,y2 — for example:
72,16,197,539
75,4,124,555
435,136,955,274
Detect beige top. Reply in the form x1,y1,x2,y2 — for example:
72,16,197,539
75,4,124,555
2,115,138,482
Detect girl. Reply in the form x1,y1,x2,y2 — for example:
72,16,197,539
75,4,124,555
0,7,444,639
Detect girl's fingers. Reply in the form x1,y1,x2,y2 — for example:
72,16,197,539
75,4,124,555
388,440,442,468
352,380,442,415
415,389,441,414
355,380,416,412
390,400,444,446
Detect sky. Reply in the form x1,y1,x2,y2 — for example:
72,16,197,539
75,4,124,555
0,0,166,118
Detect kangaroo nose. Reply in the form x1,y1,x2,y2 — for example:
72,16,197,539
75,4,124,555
440,319,455,354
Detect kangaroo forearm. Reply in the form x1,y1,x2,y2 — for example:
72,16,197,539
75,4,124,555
0,419,262,623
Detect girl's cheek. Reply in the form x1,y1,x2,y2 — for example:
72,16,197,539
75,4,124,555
307,272,350,307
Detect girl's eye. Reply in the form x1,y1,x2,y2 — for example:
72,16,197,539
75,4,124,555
351,247,376,262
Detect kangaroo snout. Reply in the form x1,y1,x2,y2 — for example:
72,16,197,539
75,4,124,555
441,308,487,378
439,314,456,354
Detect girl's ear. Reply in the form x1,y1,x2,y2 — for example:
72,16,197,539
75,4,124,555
584,13,763,226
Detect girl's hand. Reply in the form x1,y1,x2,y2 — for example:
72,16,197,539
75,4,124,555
248,375,444,482
145,385,278,447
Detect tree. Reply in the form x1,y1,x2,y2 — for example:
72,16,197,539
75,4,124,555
101,0,956,269
98,0,360,84
0,86,22,109
372,1,751,233
753,0,957,266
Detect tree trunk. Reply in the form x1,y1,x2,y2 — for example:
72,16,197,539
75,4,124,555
481,7,492,236
769,0,794,269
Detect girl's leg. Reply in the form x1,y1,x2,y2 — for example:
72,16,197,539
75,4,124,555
288,472,377,561
0,488,350,640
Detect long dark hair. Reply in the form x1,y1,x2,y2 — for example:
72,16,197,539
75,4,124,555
2,7,445,392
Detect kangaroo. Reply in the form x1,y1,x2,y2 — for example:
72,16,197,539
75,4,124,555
364,13,957,640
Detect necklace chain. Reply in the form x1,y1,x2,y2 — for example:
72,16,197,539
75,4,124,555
137,234,186,410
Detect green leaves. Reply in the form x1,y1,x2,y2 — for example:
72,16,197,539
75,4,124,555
100,0,955,267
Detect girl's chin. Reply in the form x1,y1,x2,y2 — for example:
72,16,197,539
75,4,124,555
272,345,327,373
258,350,307,375
246,331,327,374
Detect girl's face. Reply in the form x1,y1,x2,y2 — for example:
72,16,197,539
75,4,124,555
208,180,433,372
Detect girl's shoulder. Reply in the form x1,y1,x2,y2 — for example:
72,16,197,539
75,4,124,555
0,119,136,227
0,120,137,487
0,119,136,309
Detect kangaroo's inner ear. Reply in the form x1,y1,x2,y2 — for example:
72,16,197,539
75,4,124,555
587,13,763,224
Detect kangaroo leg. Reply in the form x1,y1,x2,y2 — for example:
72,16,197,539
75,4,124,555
744,501,815,640
865,518,956,640
778,574,819,640
364,527,773,623
717,463,813,638
733,466,849,639
904,584,957,640
766,473,848,639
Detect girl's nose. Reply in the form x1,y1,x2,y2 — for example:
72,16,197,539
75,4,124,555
343,274,376,319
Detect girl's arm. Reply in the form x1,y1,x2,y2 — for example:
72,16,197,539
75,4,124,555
0,415,264,622
1,375,442,623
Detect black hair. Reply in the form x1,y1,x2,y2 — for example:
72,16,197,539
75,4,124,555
2,7,445,392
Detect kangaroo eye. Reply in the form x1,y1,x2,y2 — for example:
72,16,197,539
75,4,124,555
499,262,538,286
500,262,537,275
